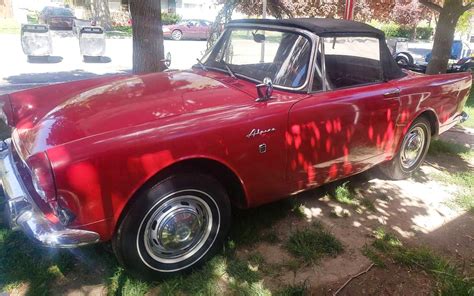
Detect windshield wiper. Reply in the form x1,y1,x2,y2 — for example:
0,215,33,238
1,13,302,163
195,58,207,71
220,60,236,78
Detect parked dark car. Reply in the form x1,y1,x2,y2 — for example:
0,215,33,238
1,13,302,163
39,6,75,30
163,19,212,40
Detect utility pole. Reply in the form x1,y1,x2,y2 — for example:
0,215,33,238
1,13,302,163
262,0,267,18
344,0,355,20
260,0,267,63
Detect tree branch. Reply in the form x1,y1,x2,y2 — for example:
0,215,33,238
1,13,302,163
461,2,474,13
419,0,443,13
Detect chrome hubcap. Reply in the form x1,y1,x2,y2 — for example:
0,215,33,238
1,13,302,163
172,31,181,39
400,126,425,169
144,195,212,263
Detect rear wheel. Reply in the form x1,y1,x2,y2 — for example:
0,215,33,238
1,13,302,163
379,117,431,180
113,174,231,278
395,55,409,67
171,30,183,41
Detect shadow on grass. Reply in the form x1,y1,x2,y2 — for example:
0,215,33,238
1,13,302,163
0,224,116,295
229,199,298,246
0,197,300,295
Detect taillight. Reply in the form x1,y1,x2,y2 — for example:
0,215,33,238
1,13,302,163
26,152,56,202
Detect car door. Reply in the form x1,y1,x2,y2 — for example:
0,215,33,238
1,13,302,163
185,20,200,39
198,21,211,39
287,36,400,189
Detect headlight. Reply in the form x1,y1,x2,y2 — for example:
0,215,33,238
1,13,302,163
31,171,47,199
27,152,56,202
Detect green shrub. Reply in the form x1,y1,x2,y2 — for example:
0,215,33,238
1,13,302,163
379,23,401,38
162,12,181,25
286,222,343,263
416,27,433,40
377,23,432,40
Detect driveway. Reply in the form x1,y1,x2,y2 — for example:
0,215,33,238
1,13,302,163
0,32,207,94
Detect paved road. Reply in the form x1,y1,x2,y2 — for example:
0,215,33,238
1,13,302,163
0,32,435,95
0,32,207,94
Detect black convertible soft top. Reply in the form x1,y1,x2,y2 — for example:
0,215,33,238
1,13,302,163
229,18,384,38
229,18,405,81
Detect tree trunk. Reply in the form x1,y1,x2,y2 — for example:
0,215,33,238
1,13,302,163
90,0,111,30
424,0,471,74
411,26,417,41
425,9,458,74
130,0,166,74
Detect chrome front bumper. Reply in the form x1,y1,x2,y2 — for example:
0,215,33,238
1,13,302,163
0,139,99,248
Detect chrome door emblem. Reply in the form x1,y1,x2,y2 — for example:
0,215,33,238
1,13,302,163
246,128,276,138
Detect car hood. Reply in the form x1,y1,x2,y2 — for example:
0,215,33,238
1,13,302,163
11,71,253,156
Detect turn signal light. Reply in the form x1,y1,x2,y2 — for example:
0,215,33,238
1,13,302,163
26,152,56,203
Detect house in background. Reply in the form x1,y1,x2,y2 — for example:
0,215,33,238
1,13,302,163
161,0,219,20
6,0,222,24
72,0,219,21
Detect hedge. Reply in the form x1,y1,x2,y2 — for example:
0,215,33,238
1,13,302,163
162,12,181,25
378,23,433,40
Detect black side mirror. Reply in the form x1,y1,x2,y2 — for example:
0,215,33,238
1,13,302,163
255,77,273,102
252,32,266,43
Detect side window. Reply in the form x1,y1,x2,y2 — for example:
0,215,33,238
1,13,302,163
322,36,382,89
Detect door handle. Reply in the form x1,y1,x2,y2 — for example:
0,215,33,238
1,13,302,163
383,89,400,98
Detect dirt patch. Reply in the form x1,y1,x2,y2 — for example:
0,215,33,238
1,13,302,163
319,263,434,296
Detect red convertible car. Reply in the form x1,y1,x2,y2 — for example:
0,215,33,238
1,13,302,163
0,18,471,277
163,19,212,40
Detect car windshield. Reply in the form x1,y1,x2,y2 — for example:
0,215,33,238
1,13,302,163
202,28,312,89
51,8,74,17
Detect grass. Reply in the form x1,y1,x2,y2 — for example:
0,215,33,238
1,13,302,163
285,222,343,263
107,26,132,38
461,88,474,128
0,192,306,295
427,137,473,214
436,171,474,213
0,198,298,295
360,197,376,212
227,259,261,283
274,282,308,296
328,182,377,214
362,244,385,267
428,139,474,160
0,229,74,294
229,199,297,246
328,181,356,205
0,226,122,296
365,228,474,296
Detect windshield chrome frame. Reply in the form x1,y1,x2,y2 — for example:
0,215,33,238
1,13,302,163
201,23,319,93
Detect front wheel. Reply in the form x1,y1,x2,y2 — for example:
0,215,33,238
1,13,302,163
379,117,431,180
171,30,183,41
113,174,231,278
